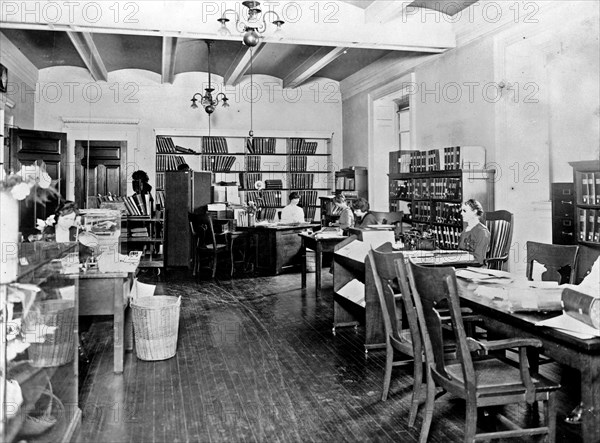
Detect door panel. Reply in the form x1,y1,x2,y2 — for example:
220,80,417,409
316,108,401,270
75,140,127,209
8,128,67,237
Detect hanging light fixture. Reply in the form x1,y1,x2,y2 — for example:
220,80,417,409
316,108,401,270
190,40,229,114
217,1,284,47
248,46,255,140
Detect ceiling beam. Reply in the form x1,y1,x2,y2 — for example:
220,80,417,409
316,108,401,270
66,30,108,82
161,37,178,84
283,47,348,89
223,42,266,86
365,1,409,24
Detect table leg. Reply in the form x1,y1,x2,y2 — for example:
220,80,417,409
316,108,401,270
301,238,307,288
315,243,322,293
124,304,133,352
113,279,124,374
581,356,600,443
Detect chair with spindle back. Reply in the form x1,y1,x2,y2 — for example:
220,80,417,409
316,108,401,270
484,210,513,270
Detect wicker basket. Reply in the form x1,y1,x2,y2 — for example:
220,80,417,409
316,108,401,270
25,300,76,368
131,296,181,361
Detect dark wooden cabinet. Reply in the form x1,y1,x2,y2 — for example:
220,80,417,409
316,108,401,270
165,170,211,268
551,182,576,245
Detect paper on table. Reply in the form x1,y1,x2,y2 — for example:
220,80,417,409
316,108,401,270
536,314,600,339
361,230,395,249
337,279,365,307
335,240,371,263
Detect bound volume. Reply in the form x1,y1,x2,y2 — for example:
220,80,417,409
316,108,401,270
562,287,600,329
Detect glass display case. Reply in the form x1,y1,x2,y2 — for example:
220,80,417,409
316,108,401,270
80,208,122,272
1,242,81,442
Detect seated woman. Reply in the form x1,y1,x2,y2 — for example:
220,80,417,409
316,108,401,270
43,201,96,262
280,191,305,224
457,199,490,265
352,197,378,228
331,194,354,233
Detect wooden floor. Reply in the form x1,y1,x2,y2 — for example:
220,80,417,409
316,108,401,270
76,268,584,443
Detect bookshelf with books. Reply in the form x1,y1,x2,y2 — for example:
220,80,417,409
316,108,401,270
389,146,494,249
570,160,600,247
154,130,333,223
334,167,368,202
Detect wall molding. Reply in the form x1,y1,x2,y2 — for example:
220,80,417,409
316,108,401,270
61,117,140,125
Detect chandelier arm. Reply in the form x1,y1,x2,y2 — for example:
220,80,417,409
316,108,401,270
260,10,282,32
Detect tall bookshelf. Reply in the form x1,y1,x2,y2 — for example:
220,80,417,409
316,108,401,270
570,160,600,246
388,146,494,249
154,130,333,223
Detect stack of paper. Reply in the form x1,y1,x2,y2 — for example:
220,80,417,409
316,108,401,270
337,279,365,307
536,314,600,339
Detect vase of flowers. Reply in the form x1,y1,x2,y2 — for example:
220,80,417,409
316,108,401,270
245,201,258,227
0,164,58,283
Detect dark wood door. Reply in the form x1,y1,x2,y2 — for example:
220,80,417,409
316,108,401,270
75,140,127,209
8,128,67,237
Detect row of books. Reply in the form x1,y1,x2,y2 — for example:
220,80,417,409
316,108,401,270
247,137,276,154
431,225,463,249
265,179,283,190
288,156,308,171
240,172,262,190
335,176,355,190
289,173,315,189
156,154,187,171
433,202,463,226
389,177,462,200
245,190,282,208
95,193,154,216
390,146,486,173
288,139,318,155
156,136,195,154
129,226,149,237
155,190,166,209
295,190,318,207
201,155,237,172
303,206,317,222
578,208,600,243
579,172,600,205
246,155,262,172
202,137,229,154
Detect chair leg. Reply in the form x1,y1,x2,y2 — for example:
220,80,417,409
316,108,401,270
211,252,217,278
464,402,477,443
545,395,557,443
409,351,423,428
381,343,393,401
419,370,435,443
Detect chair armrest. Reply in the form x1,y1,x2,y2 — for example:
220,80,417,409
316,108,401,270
485,255,508,268
467,337,542,353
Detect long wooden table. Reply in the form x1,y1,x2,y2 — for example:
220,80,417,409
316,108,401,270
78,269,137,373
458,279,600,443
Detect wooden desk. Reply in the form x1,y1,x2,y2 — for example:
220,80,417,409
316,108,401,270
78,269,136,373
244,223,320,275
299,233,346,294
458,279,600,443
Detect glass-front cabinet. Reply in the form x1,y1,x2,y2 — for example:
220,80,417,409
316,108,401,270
1,242,80,442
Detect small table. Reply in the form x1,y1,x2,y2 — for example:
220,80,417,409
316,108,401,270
299,233,347,294
78,269,137,373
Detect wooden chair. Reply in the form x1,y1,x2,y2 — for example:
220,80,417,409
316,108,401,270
404,259,560,443
188,212,229,279
367,248,422,427
484,210,513,270
526,241,579,284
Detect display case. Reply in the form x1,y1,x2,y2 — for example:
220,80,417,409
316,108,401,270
1,242,80,443
79,209,122,272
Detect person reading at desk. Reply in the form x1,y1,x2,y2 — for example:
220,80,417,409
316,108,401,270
352,197,378,228
457,199,490,265
330,194,354,234
280,191,305,224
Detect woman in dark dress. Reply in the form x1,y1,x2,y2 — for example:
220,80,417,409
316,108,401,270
457,199,490,265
